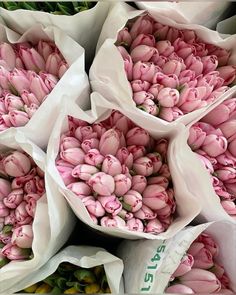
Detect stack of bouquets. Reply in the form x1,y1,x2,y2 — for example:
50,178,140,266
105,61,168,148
188,96,236,219
115,14,236,122
56,110,176,235
165,232,233,294
0,39,68,131
0,150,44,266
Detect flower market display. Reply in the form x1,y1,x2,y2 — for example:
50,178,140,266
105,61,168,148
0,1,236,294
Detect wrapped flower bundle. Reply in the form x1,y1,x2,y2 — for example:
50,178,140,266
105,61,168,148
188,97,236,219
0,40,68,131
165,232,233,294
56,110,176,234
116,14,236,122
21,263,111,294
0,150,45,266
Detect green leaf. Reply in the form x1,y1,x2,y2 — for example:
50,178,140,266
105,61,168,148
2,225,13,234
50,286,62,294
57,3,72,15
74,269,96,284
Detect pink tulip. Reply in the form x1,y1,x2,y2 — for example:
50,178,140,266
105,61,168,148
173,254,194,277
60,147,85,166
155,40,174,57
0,201,10,217
126,127,150,147
97,195,122,216
109,111,133,135
0,179,11,201
37,40,54,61
131,175,147,193
117,27,132,47
179,268,221,293
130,80,151,92
157,87,179,108
118,46,133,81
0,43,16,69
138,98,159,116
15,201,32,225
179,70,196,85
91,123,106,138
72,164,99,181
129,15,153,39
217,150,236,167
19,46,45,72
85,198,105,217
159,164,171,179
84,149,104,166
4,94,24,111
201,134,228,157
3,151,31,177
24,103,38,118
202,55,218,74
29,72,50,102
8,110,30,127
178,87,208,112
153,22,169,40
60,136,80,151
130,45,157,63
130,33,155,51
58,61,68,78
146,152,162,173
188,126,207,150
3,189,24,209
127,145,146,160
40,72,58,91
153,72,179,88
25,197,37,217
88,172,115,196
133,156,153,176
134,204,157,220
114,174,132,196
100,215,126,229
215,167,236,182
143,185,168,210
185,54,204,76
221,200,236,215
21,90,40,106
67,182,91,197
74,126,97,142
45,52,63,76
132,61,157,83
8,69,30,94
116,147,133,169
1,243,31,260
99,129,120,156
197,233,219,256
225,182,236,196
148,83,164,98
202,104,230,126
165,284,194,294
218,120,236,140
147,176,169,189
126,218,144,232
192,246,214,269
162,60,182,77
217,65,236,86
101,155,122,176
144,218,165,234
11,224,33,248
155,139,168,159
89,213,98,224
122,190,143,213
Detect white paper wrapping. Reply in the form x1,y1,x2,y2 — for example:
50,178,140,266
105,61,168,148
0,2,110,65
0,130,76,293
174,86,236,224
118,221,236,293
5,245,124,294
136,2,231,29
47,91,201,240
90,2,236,133
217,15,236,36
0,22,90,149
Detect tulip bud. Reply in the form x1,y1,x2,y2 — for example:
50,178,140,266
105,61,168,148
3,151,31,177
99,129,120,156
126,218,144,232
19,46,45,72
101,155,122,176
100,215,126,229
133,156,153,176
60,147,85,166
98,195,122,216
131,175,147,193
116,27,132,47
0,43,16,69
88,172,115,196
143,185,169,210
144,218,165,234
114,174,132,196
173,254,194,277
122,190,142,212
84,149,104,166
11,224,33,248
67,182,91,197
1,243,31,260
130,45,158,63
165,284,194,294
0,179,11,201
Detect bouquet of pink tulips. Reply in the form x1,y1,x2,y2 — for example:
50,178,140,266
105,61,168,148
165,232,233,294
0,40,68,131
56,110,176,235
116,14,236,122
188,96,236,219
0,150,45,266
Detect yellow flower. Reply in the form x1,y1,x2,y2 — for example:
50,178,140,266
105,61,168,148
64,287,78,294
85,283,100,294
23,283,38,293
35,283,52,293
